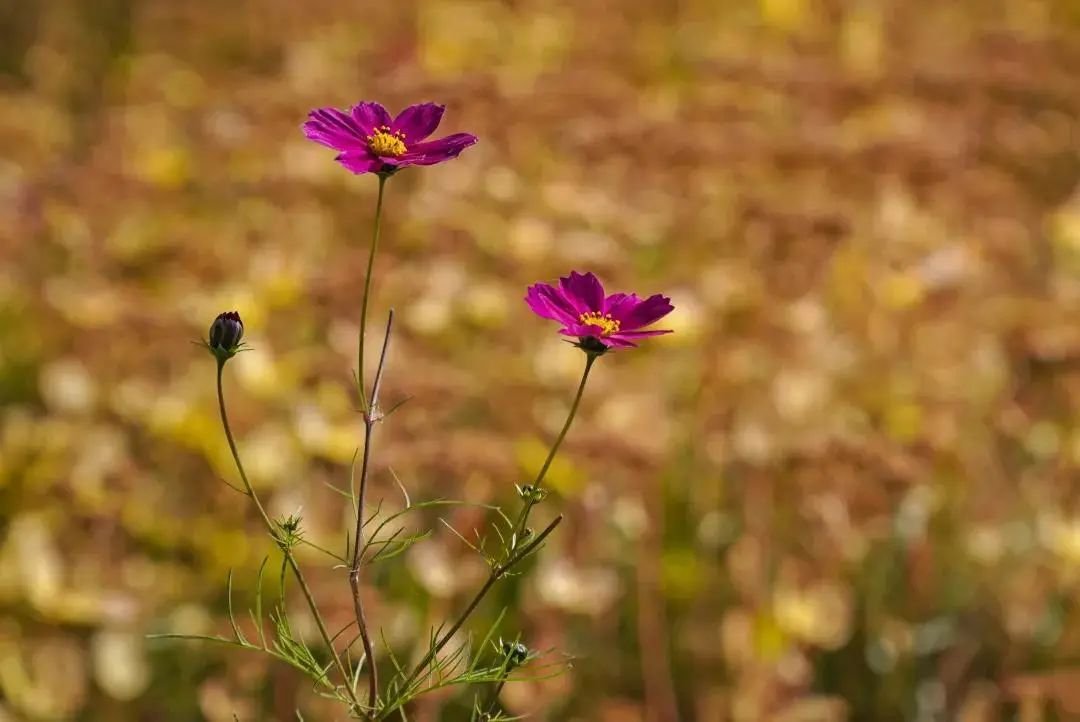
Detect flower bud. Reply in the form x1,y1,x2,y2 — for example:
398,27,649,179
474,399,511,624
207,311,244,363
274,510,304,550
518,484,548,504
499,640,529,668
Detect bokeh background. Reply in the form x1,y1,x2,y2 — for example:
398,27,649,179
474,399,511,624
3,0,1080,720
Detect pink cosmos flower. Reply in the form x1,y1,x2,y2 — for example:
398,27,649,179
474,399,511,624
526,271,674,351
303,101,477,175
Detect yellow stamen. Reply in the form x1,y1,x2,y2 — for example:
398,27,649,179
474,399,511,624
366,125,407,157
579,311,621,336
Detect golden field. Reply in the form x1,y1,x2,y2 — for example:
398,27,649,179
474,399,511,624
2,1,1080,720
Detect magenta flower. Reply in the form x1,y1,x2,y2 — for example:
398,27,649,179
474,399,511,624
526,271,674,351
302,101,477,175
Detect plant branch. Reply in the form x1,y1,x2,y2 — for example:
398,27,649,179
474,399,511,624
216,362,364,716
350,309,394,711
388,515,563,716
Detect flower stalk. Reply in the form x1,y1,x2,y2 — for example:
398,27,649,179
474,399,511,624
215,359,364,716
512,352,596,547
350,309,395,712
358,174,387,412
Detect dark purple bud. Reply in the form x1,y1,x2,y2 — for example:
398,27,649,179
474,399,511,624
500,640,529,667
209,311,244,351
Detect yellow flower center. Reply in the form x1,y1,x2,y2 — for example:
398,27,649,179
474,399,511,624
367,125,407,157
579,311,621,336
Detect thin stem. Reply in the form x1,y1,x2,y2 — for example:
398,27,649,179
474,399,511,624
358,175,388,411
216,363,273,528
387,515,563,717
481,678,509,719
513,353,596,545
350,310,394,711
350,426,379,709
216,363,364,716
369,310,393,417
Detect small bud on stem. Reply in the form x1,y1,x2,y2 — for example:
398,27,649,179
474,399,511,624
207,311,245,364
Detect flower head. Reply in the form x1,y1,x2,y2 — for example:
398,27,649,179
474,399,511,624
302,101,477,176
525,271,674,353
207,310,244,363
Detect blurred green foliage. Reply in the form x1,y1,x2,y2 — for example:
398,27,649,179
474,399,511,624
2,0,1080,720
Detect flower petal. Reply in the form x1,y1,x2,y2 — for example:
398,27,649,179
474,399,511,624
558,326,594,340
559,271,605,313
392,103,445,143
335,150,382,175
603,292,641,321
350,102,392,134
397,133,478,166
621,293,674,330
611,329,672,339
525,284,580,325
303,108,369,151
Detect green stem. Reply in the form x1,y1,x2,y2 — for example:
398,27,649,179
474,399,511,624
384,516,563,719
513,353,596,545
358,175,388,411
380,353,595,718
481,677,509,719
350,213,396,712
347,172,390,712
216,363,365,717
350,416,380,711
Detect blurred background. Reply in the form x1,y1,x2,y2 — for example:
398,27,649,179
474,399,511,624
2,0,1080,720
